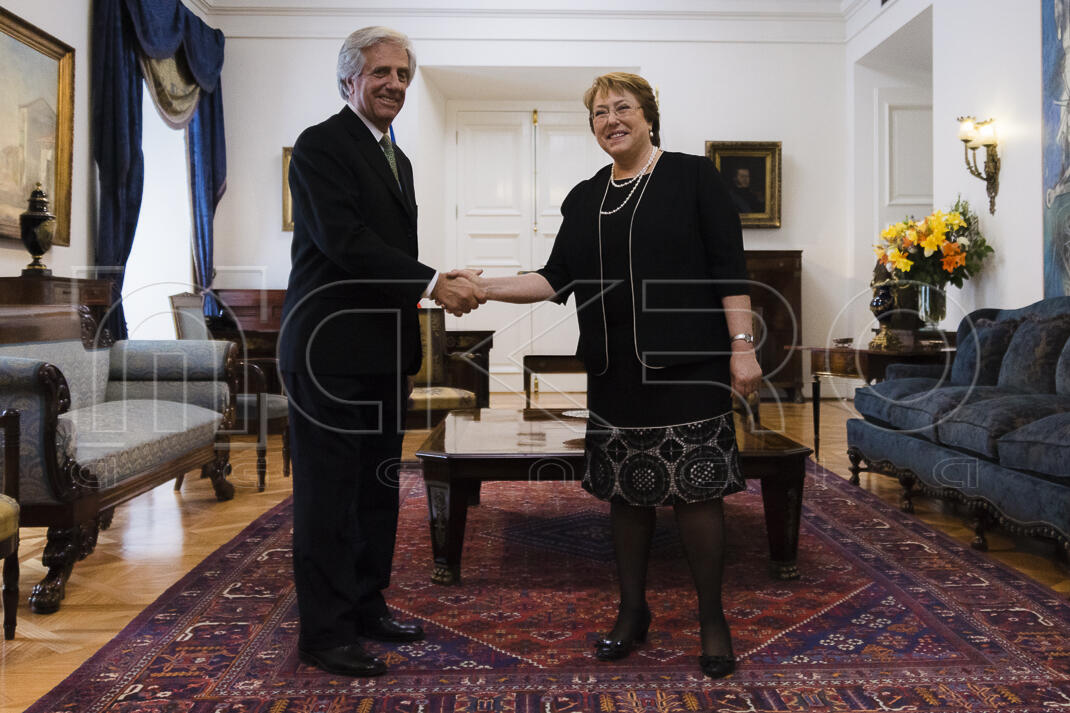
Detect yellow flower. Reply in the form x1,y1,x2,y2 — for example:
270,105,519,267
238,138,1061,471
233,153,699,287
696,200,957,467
888,248,913,272
946,212,966,230
881,222,905,241
919,218,947,256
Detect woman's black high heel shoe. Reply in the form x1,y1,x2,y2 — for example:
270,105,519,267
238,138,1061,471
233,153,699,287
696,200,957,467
594,606,651,661
698,653,736,678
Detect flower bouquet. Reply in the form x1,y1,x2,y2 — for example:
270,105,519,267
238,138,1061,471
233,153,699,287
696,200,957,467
873,197,994,331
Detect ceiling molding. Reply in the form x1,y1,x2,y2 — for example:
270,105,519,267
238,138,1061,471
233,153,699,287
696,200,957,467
185,0,214,17
194,1,849,44
200,7,844,22
840,0,868,22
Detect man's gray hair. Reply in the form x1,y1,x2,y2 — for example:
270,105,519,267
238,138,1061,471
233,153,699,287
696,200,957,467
337,26,417,101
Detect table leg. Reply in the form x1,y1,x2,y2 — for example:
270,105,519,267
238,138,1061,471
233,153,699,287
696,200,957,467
423,472,475,585
758,459,806,580
523,369,532,409
811,375,821,459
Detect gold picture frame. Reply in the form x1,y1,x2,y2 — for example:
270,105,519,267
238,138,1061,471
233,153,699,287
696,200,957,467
705,140,782,229
282,146,293,231
0,8,74,246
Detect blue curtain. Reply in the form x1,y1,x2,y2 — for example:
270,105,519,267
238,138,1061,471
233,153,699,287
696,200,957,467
188,92,226,318
92,0,226,337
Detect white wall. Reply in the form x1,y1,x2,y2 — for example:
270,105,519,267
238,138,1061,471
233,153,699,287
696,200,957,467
185,0,1052,399
932,0,1044,313
0,0,93,278
848,0,1045,321
213,15,846,370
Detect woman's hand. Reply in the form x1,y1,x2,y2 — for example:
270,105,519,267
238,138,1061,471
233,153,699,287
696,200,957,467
729,347,762,400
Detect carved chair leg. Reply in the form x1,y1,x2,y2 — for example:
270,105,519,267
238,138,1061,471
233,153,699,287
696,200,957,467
3,548,18,639
204,438,234,501
282,424,291,479
174,473,185,491
30,521,99,614
846,446,864,486
971,509,990,551
256,440,266,492
897,472,917,513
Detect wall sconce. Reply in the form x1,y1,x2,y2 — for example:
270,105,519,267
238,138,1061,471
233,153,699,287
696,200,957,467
956,116,1000,214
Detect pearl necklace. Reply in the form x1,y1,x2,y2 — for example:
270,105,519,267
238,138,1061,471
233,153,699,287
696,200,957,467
601,147,659,216
608,144,658,188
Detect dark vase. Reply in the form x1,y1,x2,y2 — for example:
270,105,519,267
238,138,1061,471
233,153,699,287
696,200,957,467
869,283,895,324
19,182,55,276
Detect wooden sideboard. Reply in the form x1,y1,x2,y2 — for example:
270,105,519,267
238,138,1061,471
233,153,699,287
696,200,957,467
0,275,112,326
745,250,803,402
213,289,286,331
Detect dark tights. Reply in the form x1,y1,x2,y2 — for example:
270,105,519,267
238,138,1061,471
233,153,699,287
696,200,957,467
606,499,732,657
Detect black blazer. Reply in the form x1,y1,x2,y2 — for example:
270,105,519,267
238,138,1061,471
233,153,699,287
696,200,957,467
279,106,436,376
537,151,749,373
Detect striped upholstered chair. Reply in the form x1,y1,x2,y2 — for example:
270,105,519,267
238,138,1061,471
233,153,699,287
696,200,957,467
407,308,482,429
170,292,290,491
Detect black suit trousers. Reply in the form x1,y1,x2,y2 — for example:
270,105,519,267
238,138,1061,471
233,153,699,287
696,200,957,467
282,369,408,650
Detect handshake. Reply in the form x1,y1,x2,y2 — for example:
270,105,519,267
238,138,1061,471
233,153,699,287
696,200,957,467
430,268,488,316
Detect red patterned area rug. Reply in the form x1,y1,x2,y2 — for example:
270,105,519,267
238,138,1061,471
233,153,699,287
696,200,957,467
26,461,1070,713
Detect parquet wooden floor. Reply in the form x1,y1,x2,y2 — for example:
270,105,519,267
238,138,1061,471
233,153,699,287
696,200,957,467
1,396,1066,712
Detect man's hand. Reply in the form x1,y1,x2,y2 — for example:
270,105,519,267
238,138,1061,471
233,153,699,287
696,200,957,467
431,270,486,316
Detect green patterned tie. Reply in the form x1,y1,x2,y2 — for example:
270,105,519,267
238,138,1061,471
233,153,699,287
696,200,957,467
380,134,400,184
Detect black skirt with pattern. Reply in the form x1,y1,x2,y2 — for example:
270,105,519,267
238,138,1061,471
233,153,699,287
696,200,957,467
582,412,745,506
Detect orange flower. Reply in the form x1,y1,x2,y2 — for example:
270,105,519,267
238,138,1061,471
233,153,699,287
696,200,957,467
941,243,966,272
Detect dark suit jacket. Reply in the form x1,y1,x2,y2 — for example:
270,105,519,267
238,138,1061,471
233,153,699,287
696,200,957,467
280,106,436,376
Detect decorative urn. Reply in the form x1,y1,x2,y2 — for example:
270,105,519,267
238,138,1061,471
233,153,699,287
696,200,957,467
19,182,55,276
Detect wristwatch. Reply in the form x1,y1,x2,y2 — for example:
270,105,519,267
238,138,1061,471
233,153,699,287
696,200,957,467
729,333,755,345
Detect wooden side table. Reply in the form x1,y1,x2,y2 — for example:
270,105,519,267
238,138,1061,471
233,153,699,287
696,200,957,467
0,275,112,327
801,346,954,458
522,354,585,407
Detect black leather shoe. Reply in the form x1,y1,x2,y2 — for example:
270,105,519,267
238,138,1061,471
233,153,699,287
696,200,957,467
698,654,736,679
358,615,425,642
594,606,651,661
298,644,387,677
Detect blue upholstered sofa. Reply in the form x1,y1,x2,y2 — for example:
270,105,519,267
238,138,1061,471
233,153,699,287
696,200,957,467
0,305,238,613
847,296,1070,554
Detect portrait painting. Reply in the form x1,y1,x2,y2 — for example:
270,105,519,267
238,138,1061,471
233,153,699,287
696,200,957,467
705,140,782,229
0,8,73,246
1043,0,1070,296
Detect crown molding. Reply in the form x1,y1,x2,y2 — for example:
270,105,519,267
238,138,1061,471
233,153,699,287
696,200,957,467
185,0,214,17
202,4,847,43
193,0,843,21
840,0,868,22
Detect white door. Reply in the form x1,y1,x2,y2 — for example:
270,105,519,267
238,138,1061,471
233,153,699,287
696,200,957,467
877,88,933,237
453,107,604,392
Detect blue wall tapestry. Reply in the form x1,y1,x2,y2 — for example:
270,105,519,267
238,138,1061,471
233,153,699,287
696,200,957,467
1044,0,1070,296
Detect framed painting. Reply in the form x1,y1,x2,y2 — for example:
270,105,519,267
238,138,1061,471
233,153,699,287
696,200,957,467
282,146,293,231
705,140,782,229
0,8,74,246
1043,0,1070,296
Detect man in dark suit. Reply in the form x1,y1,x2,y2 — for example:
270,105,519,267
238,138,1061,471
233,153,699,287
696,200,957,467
279,26,484,677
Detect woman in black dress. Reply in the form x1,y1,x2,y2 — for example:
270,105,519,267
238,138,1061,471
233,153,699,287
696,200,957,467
443,72,761,679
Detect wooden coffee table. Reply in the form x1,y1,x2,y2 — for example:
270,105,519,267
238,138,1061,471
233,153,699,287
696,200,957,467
416,408,812,585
